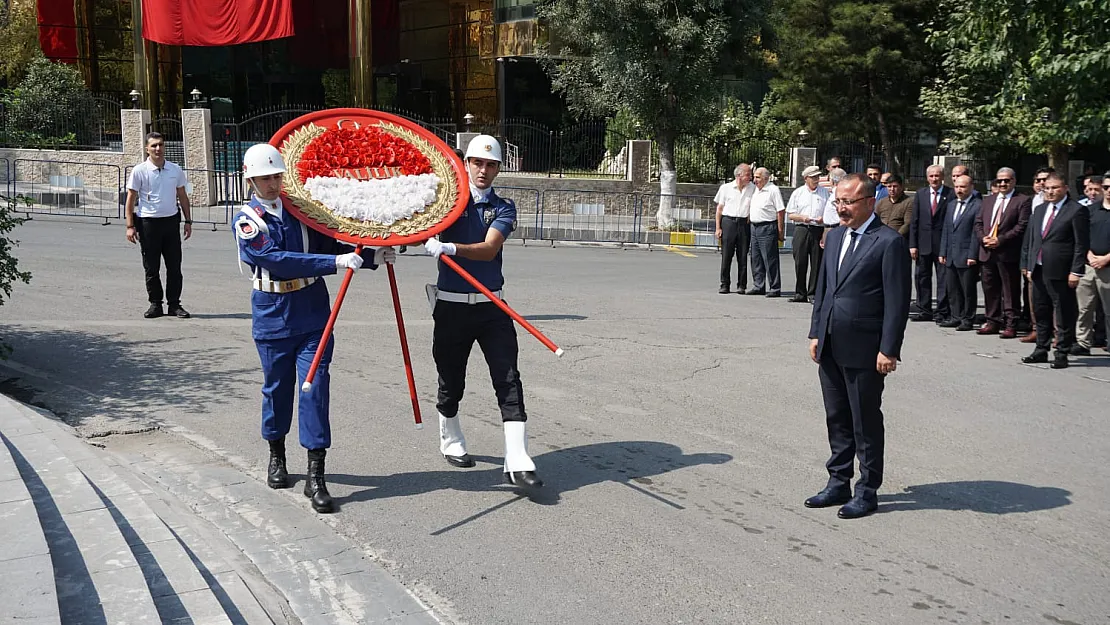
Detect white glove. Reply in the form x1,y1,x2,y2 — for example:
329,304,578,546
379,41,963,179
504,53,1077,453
373,247,396,265
424,238,456,259
336,252,364,272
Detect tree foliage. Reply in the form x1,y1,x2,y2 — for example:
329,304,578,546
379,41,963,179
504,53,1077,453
0,0,40,84
537,0,769,225
2,58,96,147
920,0,1110,166
771,0,935,172
0,193,31,308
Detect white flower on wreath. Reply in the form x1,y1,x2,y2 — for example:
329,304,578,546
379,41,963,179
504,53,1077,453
304,173,442,225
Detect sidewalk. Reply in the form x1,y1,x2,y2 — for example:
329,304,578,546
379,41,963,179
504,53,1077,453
0,393,442,624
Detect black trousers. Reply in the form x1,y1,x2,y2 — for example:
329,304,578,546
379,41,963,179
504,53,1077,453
432,300,526,422
945,264,979,324
1031,266,1079,357
981,260,1021,329
819,337,885,498
135,213,183,306
719,215,749,290
914,254,949,318
792,224,823,298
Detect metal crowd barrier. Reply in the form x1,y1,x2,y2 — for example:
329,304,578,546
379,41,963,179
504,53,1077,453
123,165,241,229
12,159,123,223
495,186,542,234
535,189,643,244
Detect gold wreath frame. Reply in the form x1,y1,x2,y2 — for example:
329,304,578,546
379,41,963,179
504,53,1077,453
279,120,459,239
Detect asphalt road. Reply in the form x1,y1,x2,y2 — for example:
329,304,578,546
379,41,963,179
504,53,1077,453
2,216,1108,625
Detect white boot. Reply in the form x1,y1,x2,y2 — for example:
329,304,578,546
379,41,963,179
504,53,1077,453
503,421,536,473
439,412,468,458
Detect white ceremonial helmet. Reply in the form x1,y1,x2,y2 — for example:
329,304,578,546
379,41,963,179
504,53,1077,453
242,143,287,179
464,134,502,163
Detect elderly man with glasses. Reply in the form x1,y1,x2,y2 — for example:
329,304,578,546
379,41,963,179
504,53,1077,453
974,167,1033,337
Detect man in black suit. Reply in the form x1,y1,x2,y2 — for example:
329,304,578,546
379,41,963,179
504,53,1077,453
805,174,911,520
939,175,982,331
908,164,954,322
974,167,1032,338
1020,172,1090,369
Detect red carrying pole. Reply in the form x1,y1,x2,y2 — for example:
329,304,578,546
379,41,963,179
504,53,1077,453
302,245,363,393
387,263,423,428
439,255,564,357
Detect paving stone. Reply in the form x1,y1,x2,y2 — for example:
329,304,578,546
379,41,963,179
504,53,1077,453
265,566,347,618
92,565,160,621
9,432,105,515
0,553,58,621
63,507,137,573
0,498,49,561
225,528,301,574
299,610,361,625
136,538,211,597
210,570,279,625
156,587,233,624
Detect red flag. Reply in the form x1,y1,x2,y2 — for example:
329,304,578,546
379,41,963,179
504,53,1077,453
141,0,294,46
37,0,79,62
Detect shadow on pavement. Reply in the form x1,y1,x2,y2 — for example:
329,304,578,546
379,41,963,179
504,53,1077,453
878,480,1071,514
330,440,731,510
0,325,257,427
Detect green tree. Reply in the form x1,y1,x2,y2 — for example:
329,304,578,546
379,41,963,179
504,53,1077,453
537,0,769,227
3,58,96,147
0,0,41,83
920,0,1110,168
771,0,935,173
0,192,32,330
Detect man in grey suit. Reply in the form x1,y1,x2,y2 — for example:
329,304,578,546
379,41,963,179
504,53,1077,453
939,175,983,331
805,174,911,519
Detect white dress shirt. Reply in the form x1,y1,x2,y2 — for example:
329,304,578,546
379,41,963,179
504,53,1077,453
749,182,785,223
127,159,186,218
838,213,877,269
786,185,830,225
714,182,755,218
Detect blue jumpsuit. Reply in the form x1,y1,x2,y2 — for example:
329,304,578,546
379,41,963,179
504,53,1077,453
235,196,375,450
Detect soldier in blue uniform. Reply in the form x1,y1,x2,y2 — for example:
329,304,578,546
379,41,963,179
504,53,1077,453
235,143,394,513
424,135,542,488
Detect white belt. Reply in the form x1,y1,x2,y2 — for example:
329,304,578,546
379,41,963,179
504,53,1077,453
253,277,317,293
436,289,502,304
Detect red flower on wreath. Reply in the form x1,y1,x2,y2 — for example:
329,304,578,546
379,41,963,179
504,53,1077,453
297,125,433,183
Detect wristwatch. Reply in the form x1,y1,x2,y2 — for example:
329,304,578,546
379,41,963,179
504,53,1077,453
184,220,193,224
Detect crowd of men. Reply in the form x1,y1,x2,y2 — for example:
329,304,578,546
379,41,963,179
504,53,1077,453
714,159,1110,369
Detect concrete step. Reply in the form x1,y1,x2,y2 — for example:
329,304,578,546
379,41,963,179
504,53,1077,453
0,395,161,624
0,406,59,624
102,431,440,625
13,401,235,625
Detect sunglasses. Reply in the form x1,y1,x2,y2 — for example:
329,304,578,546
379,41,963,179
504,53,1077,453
996,178,1013,183
1034,177,1049,183
1103,184,1110,190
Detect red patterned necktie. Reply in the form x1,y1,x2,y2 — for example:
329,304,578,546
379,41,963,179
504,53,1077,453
930,190,938,216
1037,204,1059,263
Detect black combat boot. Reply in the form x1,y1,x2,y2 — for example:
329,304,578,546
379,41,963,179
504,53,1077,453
304,448,335,513
266,438,289,489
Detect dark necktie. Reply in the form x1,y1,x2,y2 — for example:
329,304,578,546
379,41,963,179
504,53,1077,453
1037,204,1059,263
931,190,938,215
838,231,860,280
954,200,964,222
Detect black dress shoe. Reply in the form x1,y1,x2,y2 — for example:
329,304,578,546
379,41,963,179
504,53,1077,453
167,305,191,318
765,291,781,298
1021,350,1049,364
956,322,973,332
837,496,878,519
803,487,852,508
144,303,164,318
505,471,543,488
1070,345,1091,356
1050,357,1069,369
745,288,766,296
719,286,730,294
788,295,809,303
911,312,933,322
939,319,961,328
444,454,476,468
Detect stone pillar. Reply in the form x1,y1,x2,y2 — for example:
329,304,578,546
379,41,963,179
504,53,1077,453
121,108,151,169
933,155,963,185
1067,160,1085,196
182,108,215,207
789,147,817,187
627,140,652,186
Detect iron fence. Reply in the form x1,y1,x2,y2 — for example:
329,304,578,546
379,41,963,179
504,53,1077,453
212,104,325,172
11,159,123,222
125,165,241,227
671,135,791,184
148,116,185,165
813,137,939,184
533,189,642,243
0,96,123,151
495,186,543,231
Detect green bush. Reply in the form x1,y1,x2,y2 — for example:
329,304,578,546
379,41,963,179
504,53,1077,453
2,58,96,147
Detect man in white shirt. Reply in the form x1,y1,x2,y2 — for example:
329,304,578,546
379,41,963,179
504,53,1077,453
786,165,830,302
125,132,193,319
746,167,786,297
714,163,755,293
